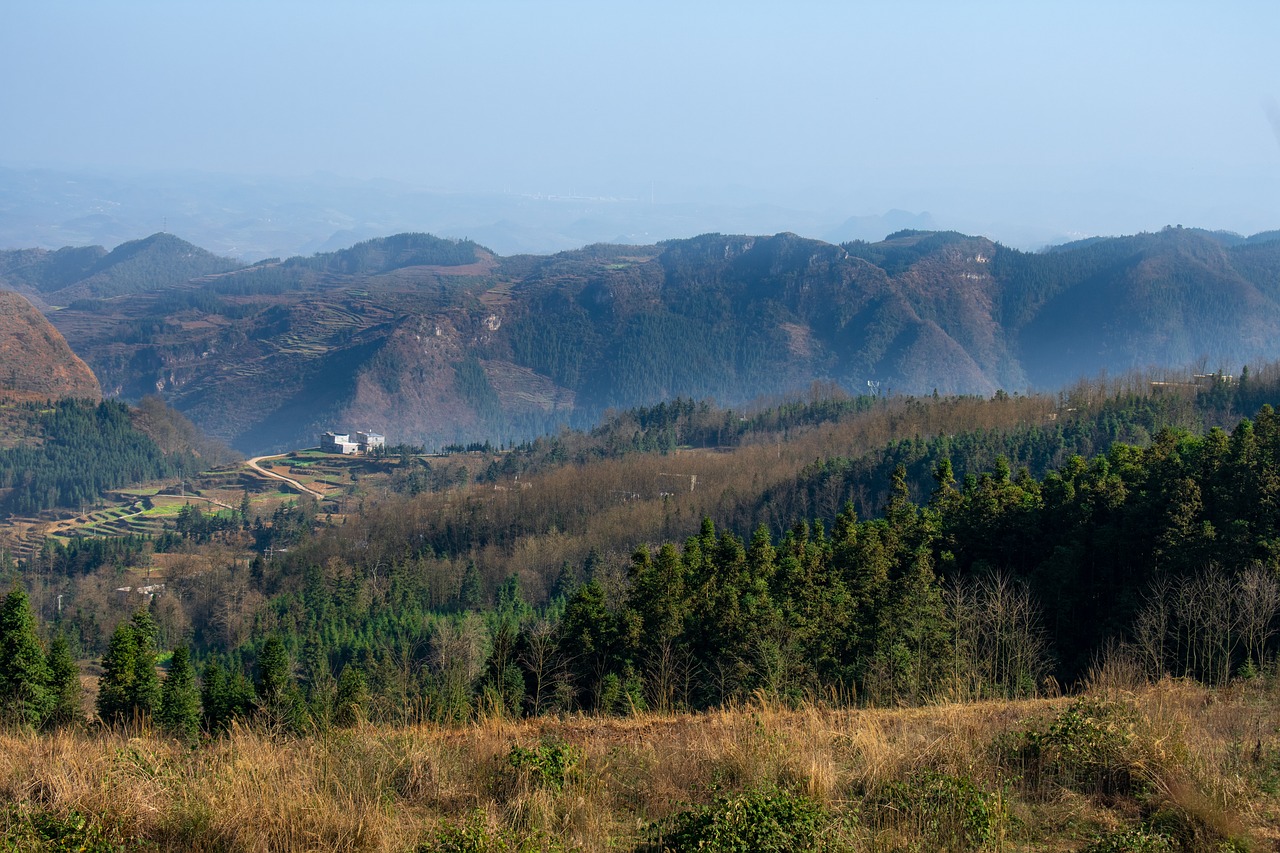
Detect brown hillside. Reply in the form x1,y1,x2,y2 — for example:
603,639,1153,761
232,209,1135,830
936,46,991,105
0,291,101,401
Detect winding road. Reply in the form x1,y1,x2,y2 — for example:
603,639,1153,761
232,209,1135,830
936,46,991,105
246,454,328,500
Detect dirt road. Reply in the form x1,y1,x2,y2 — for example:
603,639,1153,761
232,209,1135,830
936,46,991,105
246,455,328,500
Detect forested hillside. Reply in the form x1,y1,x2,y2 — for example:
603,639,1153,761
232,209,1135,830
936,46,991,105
3,375,1280,850
12,226,1280,453
3,369,1278,723
0,399,229,514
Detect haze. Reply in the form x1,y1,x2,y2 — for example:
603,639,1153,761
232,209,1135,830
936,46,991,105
3,0,1279,254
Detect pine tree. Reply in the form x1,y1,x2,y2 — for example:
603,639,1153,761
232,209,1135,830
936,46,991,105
0,585,52,727
128,610,161,717
256,635,303,730
44,632,81,728
96,620,139,724
200,661,229,732
300,633,336,729
333,664,369,727
158,645,200,743
458,561,483,611
96,610,161,725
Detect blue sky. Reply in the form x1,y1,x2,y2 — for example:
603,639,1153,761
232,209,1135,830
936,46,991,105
4,0,1279,241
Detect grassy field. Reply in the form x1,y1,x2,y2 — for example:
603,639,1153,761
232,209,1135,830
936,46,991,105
1,678,1276,851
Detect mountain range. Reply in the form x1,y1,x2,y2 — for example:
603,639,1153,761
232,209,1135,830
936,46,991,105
3,225,1280,454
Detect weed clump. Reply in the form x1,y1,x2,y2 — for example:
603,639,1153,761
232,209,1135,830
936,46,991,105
505,738,583,790
1011,697,1148,798
1080,825,1174,852
644,786,831,852
869,770,1006,851
1,806,135,853
417,808,557,853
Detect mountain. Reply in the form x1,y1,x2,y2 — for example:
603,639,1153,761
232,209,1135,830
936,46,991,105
21,226,1280,454
0,233,240,305
0,291,100,402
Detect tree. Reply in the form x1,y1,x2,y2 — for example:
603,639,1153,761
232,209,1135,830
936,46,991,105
255,635,303,730
458,561,483,611
158,645,201,743
0,585,52,726
200,661,256,733
96,611,161,725
44,632,82,728
97,621,137,723
334,664,369,727
129,610,162,715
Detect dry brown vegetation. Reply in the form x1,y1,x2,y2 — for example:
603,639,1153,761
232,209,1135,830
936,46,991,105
2,677,1277,851
354,392,1063,601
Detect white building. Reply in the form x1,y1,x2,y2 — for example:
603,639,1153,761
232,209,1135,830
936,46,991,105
320,432,360,454
320,430,385,454
355,431,385,451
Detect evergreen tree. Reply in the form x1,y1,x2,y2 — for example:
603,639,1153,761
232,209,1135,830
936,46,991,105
458,561,483,611
96,609,162,726
96,620,139,724
128,610,162,716
158,645,200,743
201,660,256,733
300,633,336,729
333,663,369,727
256,635,303,730
44,632,82,728
0,585,52,727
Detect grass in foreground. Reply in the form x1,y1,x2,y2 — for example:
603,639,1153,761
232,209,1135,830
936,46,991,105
1,679,1277,851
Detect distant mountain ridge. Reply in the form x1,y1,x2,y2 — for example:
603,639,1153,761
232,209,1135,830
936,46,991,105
5,226,1280,454
0,233,239,305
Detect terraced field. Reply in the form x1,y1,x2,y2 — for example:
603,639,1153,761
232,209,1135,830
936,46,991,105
0,451,408,557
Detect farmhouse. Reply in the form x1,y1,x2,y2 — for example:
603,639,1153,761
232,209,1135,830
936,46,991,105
320,430,385,454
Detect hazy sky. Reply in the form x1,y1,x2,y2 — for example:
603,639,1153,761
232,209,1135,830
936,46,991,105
4,0,1280,240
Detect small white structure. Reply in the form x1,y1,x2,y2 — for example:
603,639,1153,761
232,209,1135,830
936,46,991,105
320,430,385,454
356,431,385,451
320,432,360,454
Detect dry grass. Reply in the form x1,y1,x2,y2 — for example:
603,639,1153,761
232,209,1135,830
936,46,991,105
1,681,1277,851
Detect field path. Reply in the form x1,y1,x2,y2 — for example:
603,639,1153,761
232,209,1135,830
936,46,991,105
246,455,328,500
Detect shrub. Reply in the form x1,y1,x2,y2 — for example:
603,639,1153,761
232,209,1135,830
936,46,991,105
1,807,131,853
870,770,1006,851
1012,698,1147,798
645,787,829,852
505,738,583,790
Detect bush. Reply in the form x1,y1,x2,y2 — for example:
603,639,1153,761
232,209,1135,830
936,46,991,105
870,770,1005,851
1,807,131,852
1012,698,1147,798
505,738,583,790
646,787,830,852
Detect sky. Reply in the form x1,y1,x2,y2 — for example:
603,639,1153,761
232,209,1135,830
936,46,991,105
4,0,1280,243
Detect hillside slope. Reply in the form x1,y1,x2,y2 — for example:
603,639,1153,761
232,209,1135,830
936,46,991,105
0,291,100,401
23,226,1280,453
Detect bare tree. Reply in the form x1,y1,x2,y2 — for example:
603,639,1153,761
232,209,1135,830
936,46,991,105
1235,564,1280,671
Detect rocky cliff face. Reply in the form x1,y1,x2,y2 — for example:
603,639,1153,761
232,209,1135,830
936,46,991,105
0,290,101,401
